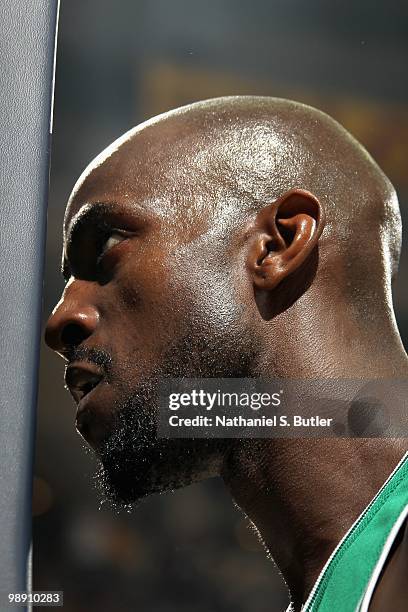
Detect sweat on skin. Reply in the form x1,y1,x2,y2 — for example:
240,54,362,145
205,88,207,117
45,96,408,611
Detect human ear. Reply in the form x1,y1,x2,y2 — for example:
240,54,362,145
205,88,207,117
248,188,325,290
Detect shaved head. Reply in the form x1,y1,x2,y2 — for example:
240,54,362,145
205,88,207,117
72,97,400,260
47,96,404,506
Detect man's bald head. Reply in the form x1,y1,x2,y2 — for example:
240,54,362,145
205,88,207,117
46,96,404,506
70,95,401,283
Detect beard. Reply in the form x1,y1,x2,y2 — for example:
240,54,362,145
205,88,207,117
94,324,257,509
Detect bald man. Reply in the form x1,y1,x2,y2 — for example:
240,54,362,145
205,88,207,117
45,97,408,611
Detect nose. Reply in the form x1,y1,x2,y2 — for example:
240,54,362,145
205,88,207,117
45,282,99,356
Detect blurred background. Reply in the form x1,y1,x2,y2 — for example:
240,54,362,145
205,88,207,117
34,1,408,610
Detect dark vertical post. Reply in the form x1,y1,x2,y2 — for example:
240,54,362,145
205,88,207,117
0,1,59,608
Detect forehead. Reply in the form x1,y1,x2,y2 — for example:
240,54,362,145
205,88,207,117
64,115,214,234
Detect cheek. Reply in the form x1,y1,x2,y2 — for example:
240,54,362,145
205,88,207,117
116,255,180,313
109,240,244,355
109,255,191,351
170,251,244,334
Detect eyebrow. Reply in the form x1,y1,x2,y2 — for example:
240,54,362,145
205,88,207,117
61,202,126,281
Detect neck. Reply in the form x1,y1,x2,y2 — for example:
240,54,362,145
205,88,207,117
222,324,408,609
260,281,408,379
222,437,407,609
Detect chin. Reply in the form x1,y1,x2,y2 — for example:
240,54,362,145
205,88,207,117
88,376,230,507
95,436,226,508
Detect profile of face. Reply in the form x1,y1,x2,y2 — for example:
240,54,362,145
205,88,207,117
45,97,399,507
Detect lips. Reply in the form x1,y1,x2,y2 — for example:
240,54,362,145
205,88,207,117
65,362,104,404
64,361,115,450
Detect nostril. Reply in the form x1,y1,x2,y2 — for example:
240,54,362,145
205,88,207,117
45,303,99,353
61,322,90,348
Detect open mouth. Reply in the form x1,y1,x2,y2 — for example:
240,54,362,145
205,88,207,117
65,363,104,404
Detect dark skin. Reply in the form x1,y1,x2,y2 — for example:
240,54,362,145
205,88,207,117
45,97,408,610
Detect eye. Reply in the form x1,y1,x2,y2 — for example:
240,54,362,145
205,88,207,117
102,231,127,255
96,229,131,267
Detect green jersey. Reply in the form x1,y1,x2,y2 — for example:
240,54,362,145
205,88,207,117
289,451,408,612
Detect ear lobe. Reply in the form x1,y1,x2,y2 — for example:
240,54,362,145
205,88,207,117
249,188,325,291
